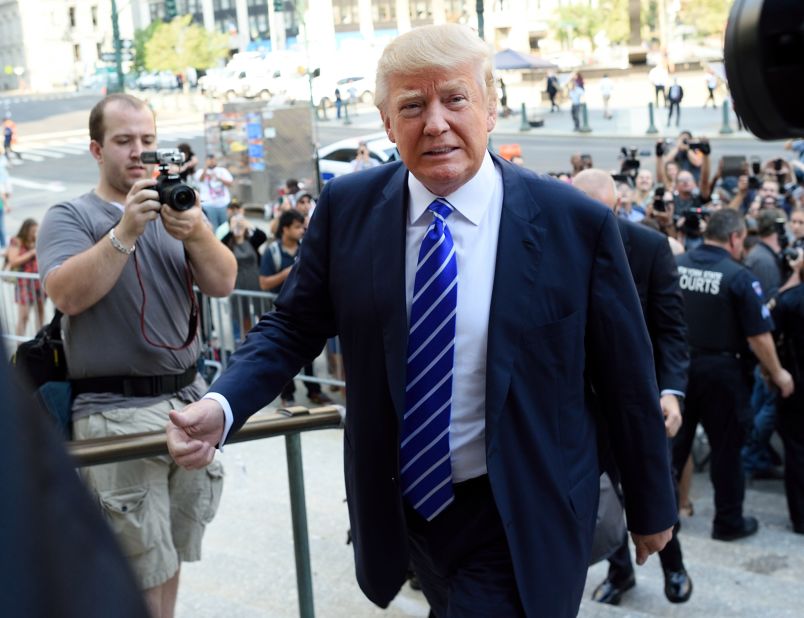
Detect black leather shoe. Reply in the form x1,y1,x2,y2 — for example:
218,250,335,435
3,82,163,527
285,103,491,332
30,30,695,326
663,568,693,603
591,574,635,605
711,516,759,541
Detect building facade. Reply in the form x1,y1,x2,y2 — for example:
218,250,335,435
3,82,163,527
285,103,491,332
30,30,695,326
0,0,573,92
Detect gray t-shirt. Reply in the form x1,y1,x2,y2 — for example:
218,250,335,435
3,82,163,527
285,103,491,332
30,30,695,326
37,191,205,417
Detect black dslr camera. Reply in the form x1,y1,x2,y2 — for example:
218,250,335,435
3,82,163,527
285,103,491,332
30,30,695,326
686,140,711,156
141,149,196,211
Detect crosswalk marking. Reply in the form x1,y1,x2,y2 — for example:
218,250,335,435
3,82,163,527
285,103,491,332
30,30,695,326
20,148,64,159
10,124,204,163
45,145,89,155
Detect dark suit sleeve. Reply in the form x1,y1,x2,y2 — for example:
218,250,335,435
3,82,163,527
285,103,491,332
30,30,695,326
210,186,337,432
646,235,689,395
586,211,677,535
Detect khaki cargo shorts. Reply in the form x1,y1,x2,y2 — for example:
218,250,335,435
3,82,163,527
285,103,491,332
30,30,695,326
73,397,224,590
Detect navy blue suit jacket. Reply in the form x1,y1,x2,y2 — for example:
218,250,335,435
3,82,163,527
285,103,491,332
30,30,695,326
617,218,689,395
212,155,677,617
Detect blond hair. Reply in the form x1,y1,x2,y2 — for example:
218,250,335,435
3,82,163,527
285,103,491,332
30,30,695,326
374,24,496,112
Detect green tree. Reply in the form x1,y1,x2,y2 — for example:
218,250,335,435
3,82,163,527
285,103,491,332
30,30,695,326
144,15,229,73
553,0,637,49
133,21,160,73
553,4,605,50
602,0,630,45
678,0,730,37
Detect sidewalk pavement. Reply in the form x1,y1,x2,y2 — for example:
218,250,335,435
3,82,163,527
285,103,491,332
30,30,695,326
315,67,757,142
325,98,751,142
176,368,804,618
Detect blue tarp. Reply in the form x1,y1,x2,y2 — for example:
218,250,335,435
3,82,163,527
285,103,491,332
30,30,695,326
494,48,557,71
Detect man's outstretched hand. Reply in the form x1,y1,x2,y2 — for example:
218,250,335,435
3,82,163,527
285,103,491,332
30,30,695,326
631,527,673,565
167,399,225,469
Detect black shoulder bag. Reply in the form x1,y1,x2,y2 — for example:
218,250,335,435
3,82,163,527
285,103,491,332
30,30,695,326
10,309,72,437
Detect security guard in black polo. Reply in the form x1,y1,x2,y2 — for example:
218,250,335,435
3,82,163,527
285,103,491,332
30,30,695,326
673,209,794,542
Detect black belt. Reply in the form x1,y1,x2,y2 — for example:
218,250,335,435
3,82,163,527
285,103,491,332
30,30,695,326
690,347,742,360
71,366,197,397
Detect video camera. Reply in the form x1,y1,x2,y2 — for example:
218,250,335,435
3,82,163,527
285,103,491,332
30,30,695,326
679,206,714,237
725,0,804,139
619,146,650,185
140,149,196,211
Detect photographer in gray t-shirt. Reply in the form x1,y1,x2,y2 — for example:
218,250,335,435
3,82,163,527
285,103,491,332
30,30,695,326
36,93,236,618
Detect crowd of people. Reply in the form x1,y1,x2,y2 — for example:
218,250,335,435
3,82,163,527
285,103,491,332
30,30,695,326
559,131,804,549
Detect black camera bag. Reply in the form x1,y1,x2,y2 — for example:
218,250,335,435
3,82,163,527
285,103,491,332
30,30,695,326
11,309,66,387
10,310,73,438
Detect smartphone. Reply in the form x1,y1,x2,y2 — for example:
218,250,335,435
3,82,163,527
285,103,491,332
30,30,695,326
653,186,666,212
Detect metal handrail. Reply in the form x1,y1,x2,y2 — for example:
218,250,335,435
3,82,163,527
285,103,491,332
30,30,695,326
68,405,342,467
68,405,343,618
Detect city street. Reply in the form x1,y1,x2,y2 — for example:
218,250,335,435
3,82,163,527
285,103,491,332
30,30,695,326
1,86,791,238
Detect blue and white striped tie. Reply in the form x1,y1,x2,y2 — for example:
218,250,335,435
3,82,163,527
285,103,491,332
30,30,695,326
400,198,457,521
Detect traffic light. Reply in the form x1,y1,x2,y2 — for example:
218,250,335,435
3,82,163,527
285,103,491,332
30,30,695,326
273,0,284,12
165,0,177,20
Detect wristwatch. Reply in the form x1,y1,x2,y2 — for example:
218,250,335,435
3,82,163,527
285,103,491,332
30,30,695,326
108,227,135,255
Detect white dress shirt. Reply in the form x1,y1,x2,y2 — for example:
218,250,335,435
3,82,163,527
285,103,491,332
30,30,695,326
405,151,502,481
212,152,504,475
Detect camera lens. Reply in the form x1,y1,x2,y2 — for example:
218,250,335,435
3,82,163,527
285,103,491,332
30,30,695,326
170,185,196,211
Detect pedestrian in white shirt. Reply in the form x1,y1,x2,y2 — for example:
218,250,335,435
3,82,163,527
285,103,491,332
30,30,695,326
649,64,669,108
600,74,614,119
194,153,234,229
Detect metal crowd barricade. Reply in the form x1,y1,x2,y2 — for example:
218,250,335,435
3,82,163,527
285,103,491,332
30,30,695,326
69,405,343,618
197,288,346,390
1,274,347,394
0,270,56,349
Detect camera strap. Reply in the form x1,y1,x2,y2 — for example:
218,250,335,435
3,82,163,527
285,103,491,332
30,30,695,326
105,214,198,351
132,249,198,351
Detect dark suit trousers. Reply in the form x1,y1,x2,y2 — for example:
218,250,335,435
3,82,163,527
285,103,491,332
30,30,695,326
405,475,526,618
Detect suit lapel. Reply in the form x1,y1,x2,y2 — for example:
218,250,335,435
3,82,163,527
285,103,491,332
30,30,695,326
370,165,410,423
485,156,546,433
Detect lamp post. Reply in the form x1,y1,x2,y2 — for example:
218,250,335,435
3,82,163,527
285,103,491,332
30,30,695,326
111,0,124,92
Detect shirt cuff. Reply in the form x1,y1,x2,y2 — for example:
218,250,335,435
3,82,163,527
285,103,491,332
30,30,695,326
660,389,685,399
202,392,234,451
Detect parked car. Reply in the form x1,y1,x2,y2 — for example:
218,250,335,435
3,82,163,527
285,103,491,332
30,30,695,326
135,71,179,90
317,132,399,183
278,73,375,109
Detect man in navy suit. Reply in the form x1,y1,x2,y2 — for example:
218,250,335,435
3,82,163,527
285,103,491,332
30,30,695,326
167,24,676,617
574,169,692,605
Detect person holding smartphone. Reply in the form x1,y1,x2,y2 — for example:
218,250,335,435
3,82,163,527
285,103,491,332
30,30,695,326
351,142,379,172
